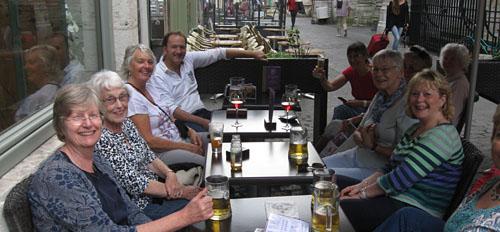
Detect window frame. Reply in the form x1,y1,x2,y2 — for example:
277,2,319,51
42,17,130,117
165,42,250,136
0,0,112,177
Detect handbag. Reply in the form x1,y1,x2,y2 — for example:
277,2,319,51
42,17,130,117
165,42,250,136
127,83,189,139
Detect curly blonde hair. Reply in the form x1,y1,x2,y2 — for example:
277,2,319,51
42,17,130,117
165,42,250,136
405,69,455,121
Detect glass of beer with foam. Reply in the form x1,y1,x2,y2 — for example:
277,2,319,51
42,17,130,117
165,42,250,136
206,175,231,220
209,122,224,154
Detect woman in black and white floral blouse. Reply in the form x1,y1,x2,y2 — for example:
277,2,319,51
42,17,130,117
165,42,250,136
90,70,200,220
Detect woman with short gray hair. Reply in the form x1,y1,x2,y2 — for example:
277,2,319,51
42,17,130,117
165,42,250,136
89,70,200,220
439,43,470,126
322,49,417,180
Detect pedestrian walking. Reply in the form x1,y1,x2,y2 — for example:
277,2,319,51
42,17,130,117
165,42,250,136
336,0,352,37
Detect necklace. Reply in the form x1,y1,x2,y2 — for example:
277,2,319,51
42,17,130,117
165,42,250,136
490,182,500,201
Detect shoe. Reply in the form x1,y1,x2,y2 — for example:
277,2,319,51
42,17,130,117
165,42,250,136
344,30,347,37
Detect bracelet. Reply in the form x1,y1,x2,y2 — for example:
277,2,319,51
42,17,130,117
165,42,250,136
360,187,368,199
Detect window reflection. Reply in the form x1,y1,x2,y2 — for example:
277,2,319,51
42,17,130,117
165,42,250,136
0,0,98,132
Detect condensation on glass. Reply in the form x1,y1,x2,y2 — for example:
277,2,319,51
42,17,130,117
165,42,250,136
0,0,99,133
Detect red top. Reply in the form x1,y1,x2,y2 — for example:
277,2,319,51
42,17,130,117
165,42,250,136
287,0,298,12
469,166,500,194
342,66,378,100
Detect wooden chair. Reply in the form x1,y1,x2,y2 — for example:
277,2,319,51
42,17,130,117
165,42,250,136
3,175,34,232
442,139,484,220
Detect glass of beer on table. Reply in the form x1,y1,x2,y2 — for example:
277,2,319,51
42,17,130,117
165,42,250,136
206,175,231,220
288,126,308,162
209,122,224,154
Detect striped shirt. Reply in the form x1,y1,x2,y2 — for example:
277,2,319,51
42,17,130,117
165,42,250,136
377,123,464,218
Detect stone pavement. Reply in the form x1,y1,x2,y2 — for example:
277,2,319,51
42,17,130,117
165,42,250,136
290,16,496,170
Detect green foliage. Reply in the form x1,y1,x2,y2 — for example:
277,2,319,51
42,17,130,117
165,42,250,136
266,51,294,58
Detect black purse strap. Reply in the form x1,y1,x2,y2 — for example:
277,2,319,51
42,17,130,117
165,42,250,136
126,82,189,138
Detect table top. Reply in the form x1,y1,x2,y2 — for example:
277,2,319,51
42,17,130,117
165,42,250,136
191,195,355,232
211,110,299,141
262,28,286,32
205,141,323,185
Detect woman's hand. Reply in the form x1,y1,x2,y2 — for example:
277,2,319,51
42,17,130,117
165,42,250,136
181,188,213,223
312,66,326,79
188,128,203,147
185,143,204,155
360,124,376,150
180,186,202,200
353,128,364,146
164,172,184,198
340,183,363,200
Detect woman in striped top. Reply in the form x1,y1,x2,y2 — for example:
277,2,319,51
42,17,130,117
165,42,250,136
336,69,464,231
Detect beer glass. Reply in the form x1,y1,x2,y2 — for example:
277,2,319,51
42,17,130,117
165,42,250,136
206,175,231,220
311,168,336,210
209,122,224,154
288,126,308,162
312,181,340,232
230,135,242,172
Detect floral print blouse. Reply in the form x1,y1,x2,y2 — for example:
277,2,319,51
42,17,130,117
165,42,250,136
95,118,158,209
28,151,150,231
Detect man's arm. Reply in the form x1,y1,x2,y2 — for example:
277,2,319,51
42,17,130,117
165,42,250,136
225,48,266,60
173,108,210,130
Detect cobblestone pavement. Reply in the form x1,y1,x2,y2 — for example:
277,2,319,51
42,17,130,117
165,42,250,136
290,16,496,170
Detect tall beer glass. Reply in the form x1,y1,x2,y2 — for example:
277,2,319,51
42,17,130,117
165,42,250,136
312,181,340,232
209,122,224,154
288,126,308,162
206,175,231,220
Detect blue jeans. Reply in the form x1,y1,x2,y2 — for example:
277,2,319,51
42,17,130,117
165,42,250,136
143,198,189,220
391,26,403,50
373,207,445,232
322,147,378,180
332,103,367,120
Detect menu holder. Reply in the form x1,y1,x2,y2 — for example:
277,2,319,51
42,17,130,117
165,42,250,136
225,148,250,161
264,88,277,131
226,108,248,118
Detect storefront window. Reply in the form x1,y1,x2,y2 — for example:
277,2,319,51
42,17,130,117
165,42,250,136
0,0,99,133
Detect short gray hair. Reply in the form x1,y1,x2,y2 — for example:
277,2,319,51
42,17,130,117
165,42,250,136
26,44,63,83
53,84,100,141
120,44,156,79
88,70,126,99
439,43,470,70
373,49,404,71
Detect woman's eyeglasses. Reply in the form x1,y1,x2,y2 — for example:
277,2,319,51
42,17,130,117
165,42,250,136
102,94,129,106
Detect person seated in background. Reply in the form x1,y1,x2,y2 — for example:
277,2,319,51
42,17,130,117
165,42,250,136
15,45,62,121
89,70,201,220
321,49,417,180
338,69,464,232
403,45,432,82
46,32,84,85
122,44,208,167
374,104,500,232
148,31,266,132
29,84,213,231
313,41,377,121
439,43,470,126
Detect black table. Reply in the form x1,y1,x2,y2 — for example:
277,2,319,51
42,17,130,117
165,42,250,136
190,195,355,232
211,110,300,142
205,141,323,185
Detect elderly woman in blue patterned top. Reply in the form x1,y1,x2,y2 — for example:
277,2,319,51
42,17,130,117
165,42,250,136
336,69,464,231
28,84,212,231
90,70,201,220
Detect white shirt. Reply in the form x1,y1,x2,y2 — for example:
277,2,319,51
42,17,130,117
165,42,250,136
126,84,182,142
148,48,227,113
15,84,59,121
